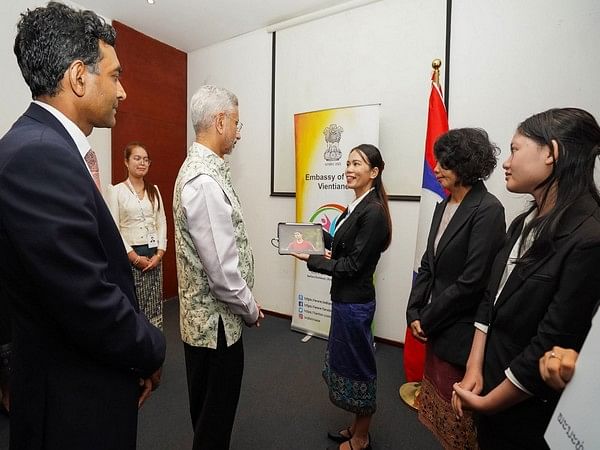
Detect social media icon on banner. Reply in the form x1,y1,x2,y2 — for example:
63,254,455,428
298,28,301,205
299,314,304,319
299,301,303,307
298,294,303,300
299,307,303,313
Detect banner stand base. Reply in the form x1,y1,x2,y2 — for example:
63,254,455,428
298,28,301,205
399,382,421,410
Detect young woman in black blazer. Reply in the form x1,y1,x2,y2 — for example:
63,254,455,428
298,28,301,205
452,108,600,449
407,128,505,449
294,144,392,450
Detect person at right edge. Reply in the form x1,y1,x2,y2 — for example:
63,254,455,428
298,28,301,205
406,128,505,449
452,108,600,449
293,144,392,450
173,85,263,450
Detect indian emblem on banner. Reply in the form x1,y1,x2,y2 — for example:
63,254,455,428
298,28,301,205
323,124,344,161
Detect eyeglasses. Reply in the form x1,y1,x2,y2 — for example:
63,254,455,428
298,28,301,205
131,156,151,164
226,113,243,132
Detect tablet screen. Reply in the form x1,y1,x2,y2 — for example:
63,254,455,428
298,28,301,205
277,223,325,255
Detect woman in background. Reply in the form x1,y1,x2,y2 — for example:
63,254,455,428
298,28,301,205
407,128,505,449
107,142,167,330
452,108,600,449
294,144,392,450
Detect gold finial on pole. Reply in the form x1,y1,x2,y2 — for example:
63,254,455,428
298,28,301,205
432,58,442,85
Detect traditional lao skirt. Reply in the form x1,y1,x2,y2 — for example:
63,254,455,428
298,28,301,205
322,300,377,416
417,342,478,449
131,244,163,330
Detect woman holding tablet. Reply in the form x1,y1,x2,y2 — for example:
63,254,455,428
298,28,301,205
293,144,392,450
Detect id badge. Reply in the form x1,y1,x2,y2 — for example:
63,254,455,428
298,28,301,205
147,232,158,248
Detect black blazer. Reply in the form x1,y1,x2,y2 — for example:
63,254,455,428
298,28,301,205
307,190,390,303
0,104,166,450
406,181,505,366
476,194,600,442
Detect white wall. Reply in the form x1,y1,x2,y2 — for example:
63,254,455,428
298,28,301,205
1,1,112,188
188,29,420,342
449,0,600,223
188,0,600,343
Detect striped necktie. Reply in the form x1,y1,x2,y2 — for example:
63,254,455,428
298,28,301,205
84,148,101,190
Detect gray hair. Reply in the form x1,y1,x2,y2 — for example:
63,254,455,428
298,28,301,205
190,85,238,134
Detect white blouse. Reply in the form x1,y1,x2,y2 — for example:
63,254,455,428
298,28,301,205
106,182,167,253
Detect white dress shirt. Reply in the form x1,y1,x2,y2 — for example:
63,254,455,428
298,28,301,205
475,209,537,394
180,145,257,321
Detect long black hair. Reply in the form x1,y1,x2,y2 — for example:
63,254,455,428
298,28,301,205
516,108,600,266
352,144,392,250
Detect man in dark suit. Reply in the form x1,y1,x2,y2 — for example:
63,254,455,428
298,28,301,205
0,3,166,449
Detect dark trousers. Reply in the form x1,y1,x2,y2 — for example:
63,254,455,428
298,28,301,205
183,320,244,450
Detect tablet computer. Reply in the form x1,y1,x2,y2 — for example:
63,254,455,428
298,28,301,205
277,223,325,255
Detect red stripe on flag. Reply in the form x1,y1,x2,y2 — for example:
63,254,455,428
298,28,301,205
424,83,449,172
403,77,449,383
403,327,426,382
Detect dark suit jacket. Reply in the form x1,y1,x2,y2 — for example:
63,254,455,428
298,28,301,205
307,190,390,302
0,104,166,450
406,181,505,366
475,194,600,444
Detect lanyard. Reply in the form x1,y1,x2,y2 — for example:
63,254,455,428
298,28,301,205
125,179,151,232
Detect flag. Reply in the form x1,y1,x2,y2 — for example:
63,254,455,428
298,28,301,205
403,76,449,382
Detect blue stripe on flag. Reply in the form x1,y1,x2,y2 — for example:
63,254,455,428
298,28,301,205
422,162,446,200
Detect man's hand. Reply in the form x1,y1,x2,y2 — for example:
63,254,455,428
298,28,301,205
253,302,265,328
138,367,162,408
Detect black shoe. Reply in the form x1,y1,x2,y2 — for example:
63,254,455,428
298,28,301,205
327,427,352,443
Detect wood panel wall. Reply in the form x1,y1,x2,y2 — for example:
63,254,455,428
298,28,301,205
111,21,187,299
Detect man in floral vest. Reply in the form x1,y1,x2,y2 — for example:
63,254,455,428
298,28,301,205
173,85,263,450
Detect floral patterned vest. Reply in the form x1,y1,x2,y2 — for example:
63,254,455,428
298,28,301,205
173,142,254,348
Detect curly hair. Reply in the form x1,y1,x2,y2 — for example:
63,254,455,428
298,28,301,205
14,1,116,98
433,128,500,186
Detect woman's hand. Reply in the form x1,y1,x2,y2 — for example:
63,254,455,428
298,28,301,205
451,366,483,417
452,383,487,415
539,346,578,391
410,320,428,343
290,253,310,261
453,378,530,417
142,254,162,272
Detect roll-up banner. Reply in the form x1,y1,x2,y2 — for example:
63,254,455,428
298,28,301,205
291,104,380,338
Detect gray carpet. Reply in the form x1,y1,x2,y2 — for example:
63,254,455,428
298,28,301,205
0,299,441,449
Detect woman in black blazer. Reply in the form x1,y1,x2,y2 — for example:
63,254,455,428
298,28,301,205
295,144,391,450
452,108,600,449
406,128,505,449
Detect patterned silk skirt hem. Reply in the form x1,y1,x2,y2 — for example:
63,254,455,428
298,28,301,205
417,345,478,450
322,300,377,416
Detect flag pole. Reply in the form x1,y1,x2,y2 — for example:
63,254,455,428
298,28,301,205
399,58,444,410
432,58,442,85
